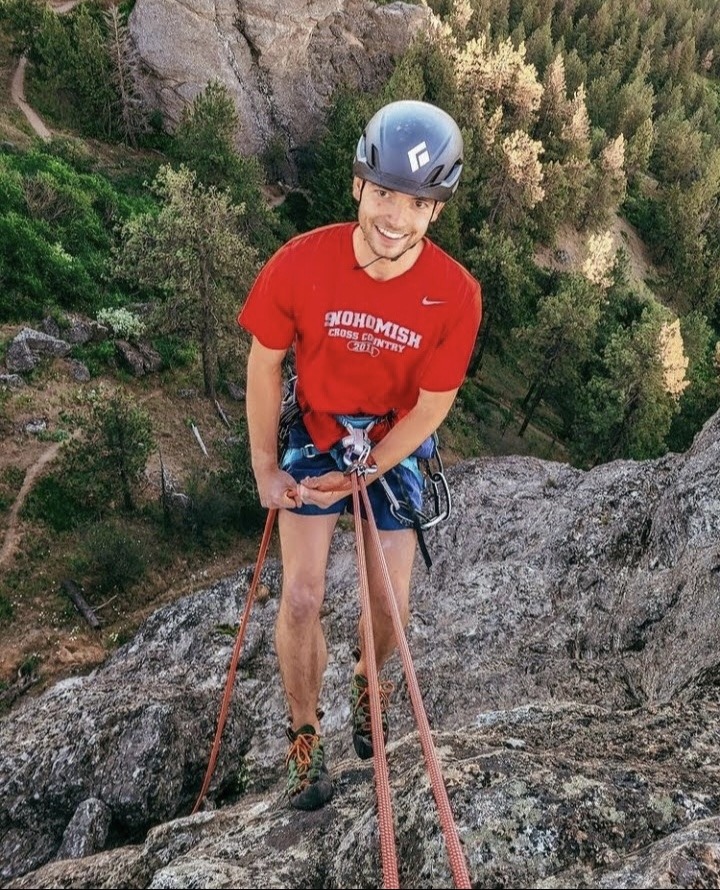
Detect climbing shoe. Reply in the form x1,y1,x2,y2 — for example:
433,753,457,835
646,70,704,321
285,724,333,811
349,673,393,760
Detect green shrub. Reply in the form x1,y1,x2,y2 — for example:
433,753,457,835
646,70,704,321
22,474,96,531
178,471,243,545
72,521,147,594
153,334,197,369
220,425,265,532
70,339,116,376
0,592,14,624
97,306,145,339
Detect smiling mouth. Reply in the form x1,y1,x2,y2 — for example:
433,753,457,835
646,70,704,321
376,225,405,241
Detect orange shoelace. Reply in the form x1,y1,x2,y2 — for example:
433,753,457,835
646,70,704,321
354,680,394,732
285,732,316,790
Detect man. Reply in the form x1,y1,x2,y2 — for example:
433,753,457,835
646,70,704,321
238,99,482,811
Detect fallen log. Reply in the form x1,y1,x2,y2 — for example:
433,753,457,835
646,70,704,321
191,423,209,457
60,579,101,629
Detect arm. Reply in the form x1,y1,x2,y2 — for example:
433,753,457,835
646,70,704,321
368,387,458,476
246,337,302,508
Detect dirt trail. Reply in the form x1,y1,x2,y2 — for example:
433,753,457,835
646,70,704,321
10,55,52,140
9,1,82,139
0,440,66,569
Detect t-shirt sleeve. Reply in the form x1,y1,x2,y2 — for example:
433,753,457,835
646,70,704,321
419,277,482,392
237,243,297,349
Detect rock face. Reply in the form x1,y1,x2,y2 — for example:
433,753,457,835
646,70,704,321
2,411,720,888
128,0,432,159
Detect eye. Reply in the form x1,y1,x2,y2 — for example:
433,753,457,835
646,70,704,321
415,199,430,210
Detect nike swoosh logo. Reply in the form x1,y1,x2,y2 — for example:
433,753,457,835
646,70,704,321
422,297,446,306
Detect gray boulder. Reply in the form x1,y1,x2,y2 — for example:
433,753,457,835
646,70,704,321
115,340,163,377
4,328,71,373
56,798,112,861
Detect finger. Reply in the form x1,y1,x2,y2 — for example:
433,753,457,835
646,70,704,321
300,479,334,492
302,476,350,493
297,485,328,506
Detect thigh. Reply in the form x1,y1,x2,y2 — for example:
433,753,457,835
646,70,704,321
278,509,340,590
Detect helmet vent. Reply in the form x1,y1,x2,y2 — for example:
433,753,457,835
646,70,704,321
425,165,445,186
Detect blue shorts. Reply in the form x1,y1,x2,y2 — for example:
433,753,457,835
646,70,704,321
280,418,423,531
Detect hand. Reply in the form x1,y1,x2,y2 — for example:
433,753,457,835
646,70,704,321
298,471,352,508
255,466,302,509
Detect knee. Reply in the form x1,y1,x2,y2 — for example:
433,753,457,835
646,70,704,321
280,577,324,624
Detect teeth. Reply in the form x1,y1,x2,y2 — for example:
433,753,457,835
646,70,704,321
378,226,404,240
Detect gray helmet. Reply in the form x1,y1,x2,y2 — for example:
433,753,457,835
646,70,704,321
353,99,464,202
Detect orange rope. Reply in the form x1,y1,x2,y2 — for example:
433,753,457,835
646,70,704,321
350,472,400,889
192,471,472,888
357,475,472,889
191,508,278,815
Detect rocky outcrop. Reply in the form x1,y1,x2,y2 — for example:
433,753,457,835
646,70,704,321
129,0,433,160
4,328,71,372
114,339,163,377
2,411,720,888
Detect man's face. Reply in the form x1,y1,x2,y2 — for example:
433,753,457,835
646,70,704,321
352,177,444,262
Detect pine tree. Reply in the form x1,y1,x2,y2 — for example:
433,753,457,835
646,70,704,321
516,273,605,436
537,54,570,161
114,165,259,399
0,0,45,56
62,393,155,513
667,310,720,451
572,302,679,464
625,117,654,183
172,80,240,186
104,4,148,147
172,80,287,258
580,134,627,230
70,4,115,138
488,130,545,227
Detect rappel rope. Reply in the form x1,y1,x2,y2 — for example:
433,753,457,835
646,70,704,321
351,468,471,889
191,507,278,815
349,468,399,889
191,453,471,888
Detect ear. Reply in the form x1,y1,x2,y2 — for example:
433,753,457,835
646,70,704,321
431,201,445,223
352,176,364,202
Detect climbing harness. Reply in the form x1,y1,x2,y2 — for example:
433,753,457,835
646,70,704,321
280,375,452,567
340,419,377,469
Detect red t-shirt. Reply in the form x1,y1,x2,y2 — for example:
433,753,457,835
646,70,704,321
238,223,482,450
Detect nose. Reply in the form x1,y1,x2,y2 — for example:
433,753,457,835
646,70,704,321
380,193,409,228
